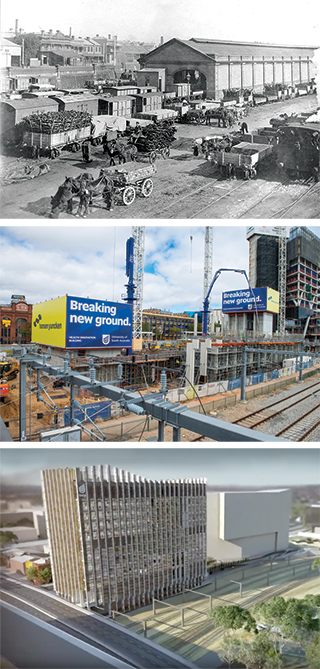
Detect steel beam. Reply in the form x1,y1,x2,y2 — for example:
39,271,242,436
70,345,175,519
14,351,287,442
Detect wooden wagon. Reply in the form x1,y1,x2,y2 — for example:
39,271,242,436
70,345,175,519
110,163,157,205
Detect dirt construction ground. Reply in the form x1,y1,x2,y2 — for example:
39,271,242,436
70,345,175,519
1,95,319,219
112,553,318,668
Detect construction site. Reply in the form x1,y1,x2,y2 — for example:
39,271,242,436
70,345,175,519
1,225,320,443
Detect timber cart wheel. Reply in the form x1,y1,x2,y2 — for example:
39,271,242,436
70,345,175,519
200,116,206,124
149,150,157,164
122,185,136,205
161,146,170,158
141,178,153,198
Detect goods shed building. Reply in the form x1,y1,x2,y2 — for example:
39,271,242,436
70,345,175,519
139,38,316,99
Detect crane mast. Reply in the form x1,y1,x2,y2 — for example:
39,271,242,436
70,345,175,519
203,227,214,302
278,227,287,337
132,226,145,341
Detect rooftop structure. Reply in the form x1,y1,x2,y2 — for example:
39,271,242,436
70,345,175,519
42,465,206,614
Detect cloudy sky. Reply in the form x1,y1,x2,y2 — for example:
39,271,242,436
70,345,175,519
2,0,319,46
1,447,319,487
1,225,320,313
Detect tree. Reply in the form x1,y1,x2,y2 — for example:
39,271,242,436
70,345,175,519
38,567,52,584
142,321,151,332
304,632,320,669
27,565,38,582
250,632,274,669
312,558,320,573
254,596,318,650
290,502,306,524
218,635,241,668
21,322,31,340
209,605,256,634
264,655,283,669
237,642,256,669
12,33,42,66
0,531,18,548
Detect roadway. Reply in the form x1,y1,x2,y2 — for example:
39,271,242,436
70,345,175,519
0,575,196,669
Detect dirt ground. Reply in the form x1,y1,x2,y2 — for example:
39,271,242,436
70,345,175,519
1,95,318,220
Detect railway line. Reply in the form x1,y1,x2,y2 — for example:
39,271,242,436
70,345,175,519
232,379,320,436
150,164,319,220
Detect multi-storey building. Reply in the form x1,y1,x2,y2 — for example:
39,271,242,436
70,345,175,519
143,309,193,338
39,31,103,66
42,464,206,614
286,227,320,342
247,226,320,341
0,295,32,344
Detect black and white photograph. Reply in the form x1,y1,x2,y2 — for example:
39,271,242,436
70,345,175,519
0,0,319,219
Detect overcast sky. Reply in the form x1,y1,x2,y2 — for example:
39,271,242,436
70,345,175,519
2,0,319,46
1,225,320,313
0,447,319,487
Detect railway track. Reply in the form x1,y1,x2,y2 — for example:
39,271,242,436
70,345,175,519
237,177,314,219
275,404,320,441
232,380,320,430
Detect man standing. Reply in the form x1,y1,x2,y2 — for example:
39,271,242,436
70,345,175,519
240,121,249,135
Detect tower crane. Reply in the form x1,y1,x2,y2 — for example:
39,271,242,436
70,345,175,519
203,227,214,320
202,268,259,336
278,227,287,337
132,226,145,340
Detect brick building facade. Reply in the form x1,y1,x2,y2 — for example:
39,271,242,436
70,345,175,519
0,296,33,344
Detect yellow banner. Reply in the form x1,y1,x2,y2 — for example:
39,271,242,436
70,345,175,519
32,296,66,347
267,288,279,314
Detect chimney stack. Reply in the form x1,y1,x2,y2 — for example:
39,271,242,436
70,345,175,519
69,27,72,37
15,19,19,35
160,35,164,45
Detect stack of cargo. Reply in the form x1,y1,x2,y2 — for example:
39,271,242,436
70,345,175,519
135,122,177,153
22,110,92,133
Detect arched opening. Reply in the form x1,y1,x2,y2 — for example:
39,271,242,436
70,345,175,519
173,69,206,93
16,318,28,344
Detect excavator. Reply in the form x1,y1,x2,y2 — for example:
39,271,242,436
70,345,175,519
0,360,19,382
0,360,19,403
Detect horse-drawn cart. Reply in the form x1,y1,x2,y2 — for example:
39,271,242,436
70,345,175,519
110,163,157,205
209,142,273,179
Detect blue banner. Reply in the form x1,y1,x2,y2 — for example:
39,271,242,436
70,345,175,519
222,287,267,313
64,400,111,426
66,296,132,349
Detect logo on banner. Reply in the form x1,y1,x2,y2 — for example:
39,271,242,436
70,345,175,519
78,481,86,495
102,334,110,345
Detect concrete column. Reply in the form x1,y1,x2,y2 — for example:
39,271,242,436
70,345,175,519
194,313,198,337
186,342,194,386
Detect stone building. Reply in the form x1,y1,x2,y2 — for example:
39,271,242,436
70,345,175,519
139,38,316,99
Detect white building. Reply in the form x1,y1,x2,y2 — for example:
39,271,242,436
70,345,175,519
207,489,291,561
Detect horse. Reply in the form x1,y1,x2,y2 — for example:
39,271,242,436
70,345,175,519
50,171,115,218
103,139,138,165
50,177,81,218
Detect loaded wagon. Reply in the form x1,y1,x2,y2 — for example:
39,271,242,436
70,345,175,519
22,110,93,158
109,163,157,205
210,141,274,179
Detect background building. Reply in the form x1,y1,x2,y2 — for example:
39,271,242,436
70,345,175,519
285,227,320,342
0,295,32,345
139,38,316,99
207,489,291,561
142,309,193,338
247,226,320,341
42,465,207,614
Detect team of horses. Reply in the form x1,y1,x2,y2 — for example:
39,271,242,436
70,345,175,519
50,171,114,218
